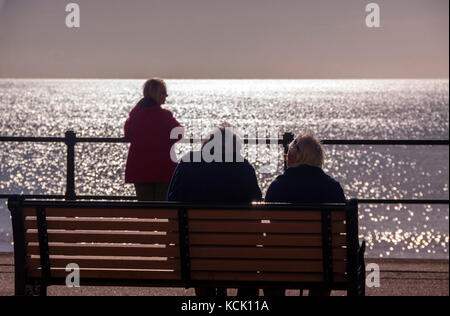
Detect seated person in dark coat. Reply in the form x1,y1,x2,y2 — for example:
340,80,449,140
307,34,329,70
264,133,346,297
168,126,262,296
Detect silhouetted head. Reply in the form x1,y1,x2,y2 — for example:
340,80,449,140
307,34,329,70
143,78,168,105
287,133,324,169
201,125,243,162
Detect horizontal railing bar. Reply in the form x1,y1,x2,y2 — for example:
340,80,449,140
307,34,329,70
0,194,448,205
0,136,65,143
0,194,66,200
76,137,127,143
321,140,449,146
0,136,448,146
357,199,450,205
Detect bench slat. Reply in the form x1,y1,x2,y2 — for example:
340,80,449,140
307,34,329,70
26,243,179,257
332,222,347,234
22,208,347,221
191,271,326,282
191,259,324,273
28,256,180,270
190,260,347,273
26,231,347,250
22,207,179,219
331,212,346,221
193,262,347,274
26,231,179,245
189,246,346,260
189,210,348,221
189,233,347,247
28,268,182,280
24,218,179,232
189,221,322,233
189,210,322,221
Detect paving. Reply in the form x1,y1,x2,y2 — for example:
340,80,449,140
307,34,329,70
0,254,447,296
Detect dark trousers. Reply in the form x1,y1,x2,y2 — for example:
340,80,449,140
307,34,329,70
134,182,170,201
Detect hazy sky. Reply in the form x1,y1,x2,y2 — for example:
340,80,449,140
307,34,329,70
0,0,448,79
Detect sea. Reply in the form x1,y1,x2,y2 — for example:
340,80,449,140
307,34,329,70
0,79,448,259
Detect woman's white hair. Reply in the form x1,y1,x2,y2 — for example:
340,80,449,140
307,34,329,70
288,133,325,168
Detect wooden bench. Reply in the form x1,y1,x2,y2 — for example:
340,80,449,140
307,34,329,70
8,196,366,296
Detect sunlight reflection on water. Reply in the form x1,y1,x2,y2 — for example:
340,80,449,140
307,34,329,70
0,79,448,258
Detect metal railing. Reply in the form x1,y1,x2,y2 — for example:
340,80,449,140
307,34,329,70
0,131,449,205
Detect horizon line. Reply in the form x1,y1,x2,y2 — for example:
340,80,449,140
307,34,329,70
1,77,449,81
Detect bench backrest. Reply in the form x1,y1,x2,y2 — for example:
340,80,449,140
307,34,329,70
8,198,360,292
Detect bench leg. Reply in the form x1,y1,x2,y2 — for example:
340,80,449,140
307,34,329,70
216,287,227,297
347,286,358,297
357,241,366,297
15,284,25,296
348,270,366,296
357,262,366,296
348,241,366,297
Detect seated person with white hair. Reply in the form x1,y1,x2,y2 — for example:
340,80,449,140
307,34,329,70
264,133,346,296
168,126,262,297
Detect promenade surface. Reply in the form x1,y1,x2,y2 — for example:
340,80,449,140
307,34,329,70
0,253,448,296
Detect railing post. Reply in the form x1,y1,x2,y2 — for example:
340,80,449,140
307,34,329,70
282,132,294,170
64,131,77,201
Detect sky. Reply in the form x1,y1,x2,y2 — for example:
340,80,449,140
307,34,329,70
0,0,448,79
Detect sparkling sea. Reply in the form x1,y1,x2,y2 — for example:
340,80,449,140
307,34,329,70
0,79,448,258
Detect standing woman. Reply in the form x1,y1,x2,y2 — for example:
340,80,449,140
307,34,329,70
124,78,183,201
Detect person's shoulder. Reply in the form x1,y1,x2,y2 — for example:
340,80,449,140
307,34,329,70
274,169,289,181
242,158,256,169
268,172,289,189
265,173,287,201
322,172,346,198
160,108,175,118
128,104,141,116
160,108,181,127
179,151,202,164
173,152,198,175
323,172,343,187
237,159,261,177
237,159,259,179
